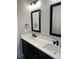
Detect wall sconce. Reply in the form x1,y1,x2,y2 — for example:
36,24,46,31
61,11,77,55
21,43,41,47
27,0,41,11
30,0,38,5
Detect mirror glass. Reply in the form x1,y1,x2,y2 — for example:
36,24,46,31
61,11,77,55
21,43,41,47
50,2,61,37
52,5,61,34
31,9,41,32
32,12,39,30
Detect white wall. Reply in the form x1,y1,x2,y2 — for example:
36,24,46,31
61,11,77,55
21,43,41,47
27,0,61,40
17,0,31,58
17,0,61,58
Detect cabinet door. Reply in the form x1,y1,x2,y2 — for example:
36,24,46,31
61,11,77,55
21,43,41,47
22,39,29,58
22,39,38,59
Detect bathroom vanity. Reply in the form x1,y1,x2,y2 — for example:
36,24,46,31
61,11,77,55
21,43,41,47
21,33,61,59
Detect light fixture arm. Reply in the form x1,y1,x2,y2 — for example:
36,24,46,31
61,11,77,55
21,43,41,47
30,0,38,5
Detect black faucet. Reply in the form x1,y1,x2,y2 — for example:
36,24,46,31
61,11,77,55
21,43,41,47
53,41,59,46
32,34,37,37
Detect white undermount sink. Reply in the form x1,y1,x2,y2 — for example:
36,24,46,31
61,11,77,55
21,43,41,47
34,37,61,54
43,44,60,53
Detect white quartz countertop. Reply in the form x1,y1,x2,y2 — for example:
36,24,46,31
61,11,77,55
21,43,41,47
21,33,61,59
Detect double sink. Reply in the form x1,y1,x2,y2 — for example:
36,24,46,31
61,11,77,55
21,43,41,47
21,34,61,59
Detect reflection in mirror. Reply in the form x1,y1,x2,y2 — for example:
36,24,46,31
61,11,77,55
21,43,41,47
50,2,61,37
31,9,41,32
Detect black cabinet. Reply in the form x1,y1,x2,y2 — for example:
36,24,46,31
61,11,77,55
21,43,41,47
22,39,54,59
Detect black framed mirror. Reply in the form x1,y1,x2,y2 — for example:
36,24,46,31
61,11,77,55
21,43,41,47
50,2,61,37
31,9,41,32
